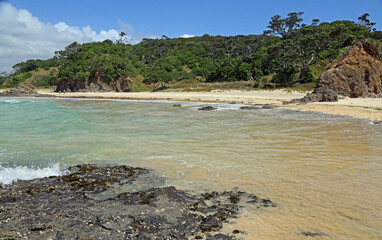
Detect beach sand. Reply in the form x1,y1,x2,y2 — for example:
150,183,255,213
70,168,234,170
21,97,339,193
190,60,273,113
5,89,382,121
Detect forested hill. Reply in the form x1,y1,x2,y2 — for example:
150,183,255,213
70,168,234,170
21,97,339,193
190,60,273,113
1,13,381,91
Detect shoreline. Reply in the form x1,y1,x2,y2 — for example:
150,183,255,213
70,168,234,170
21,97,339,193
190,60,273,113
2,89,382,121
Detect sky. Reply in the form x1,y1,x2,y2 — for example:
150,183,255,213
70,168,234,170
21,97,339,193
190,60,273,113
1,0,382,73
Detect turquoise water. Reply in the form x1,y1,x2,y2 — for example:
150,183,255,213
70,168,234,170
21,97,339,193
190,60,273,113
1,97,382,239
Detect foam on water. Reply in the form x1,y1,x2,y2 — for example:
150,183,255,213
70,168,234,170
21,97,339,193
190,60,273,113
0,164,68,185
0,99,23,104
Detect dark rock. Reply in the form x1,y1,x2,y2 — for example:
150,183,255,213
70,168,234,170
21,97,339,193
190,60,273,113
374,120,382,125
261,104,275,109
229,194,240,204
300,231,325,237
240,104,275,110
321,89,338,102
172,104,182,107
207,233,236,240
198,106,217,111
232,229,246,234
0,164,276,239
239,105,261,110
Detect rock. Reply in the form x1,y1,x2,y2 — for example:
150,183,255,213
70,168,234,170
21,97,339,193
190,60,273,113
232,229,246,234
0,164,276,239
198,106,217,111
261,104,275,109
239,104,275,110
56,70,133,92
291,40,382,103
320,89,338,102
172,104,182,107
17,82,37,94
207,233,236,240
0,83,51,97
239,105,261,110
373,120,382,125
300,231,325,237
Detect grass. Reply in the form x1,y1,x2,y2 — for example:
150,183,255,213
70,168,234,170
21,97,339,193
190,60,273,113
285,82,317,92
168,80,256,92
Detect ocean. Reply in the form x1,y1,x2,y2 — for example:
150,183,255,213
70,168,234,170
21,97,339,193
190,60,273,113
1,97,381,239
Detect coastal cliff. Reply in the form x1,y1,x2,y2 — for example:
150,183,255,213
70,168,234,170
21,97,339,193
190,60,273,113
299,40,382,102
56,70,133,92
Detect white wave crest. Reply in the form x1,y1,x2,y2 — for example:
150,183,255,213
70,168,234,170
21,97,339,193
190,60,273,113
0,164,68,185
0,99,21,104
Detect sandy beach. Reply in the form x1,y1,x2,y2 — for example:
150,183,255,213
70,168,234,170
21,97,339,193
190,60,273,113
29,89,382,121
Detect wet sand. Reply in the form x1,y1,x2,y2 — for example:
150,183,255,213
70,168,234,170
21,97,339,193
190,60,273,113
35,89,382,121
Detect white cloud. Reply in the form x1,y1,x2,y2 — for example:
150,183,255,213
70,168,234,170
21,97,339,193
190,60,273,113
54,22,69,32
0,3,153,73
180,34,194,38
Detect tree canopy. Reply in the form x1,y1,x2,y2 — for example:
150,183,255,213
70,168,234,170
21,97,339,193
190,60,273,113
1,13,381,89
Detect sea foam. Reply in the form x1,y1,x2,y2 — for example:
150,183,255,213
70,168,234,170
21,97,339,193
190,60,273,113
0,99,22,104
0,164,68,185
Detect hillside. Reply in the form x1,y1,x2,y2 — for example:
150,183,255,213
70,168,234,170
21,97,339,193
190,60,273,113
1,13,381,92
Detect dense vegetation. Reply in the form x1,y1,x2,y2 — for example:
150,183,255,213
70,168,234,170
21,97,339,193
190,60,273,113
1,13,381,90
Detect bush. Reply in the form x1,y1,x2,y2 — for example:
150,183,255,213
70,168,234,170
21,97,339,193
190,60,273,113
300,70,314,83
253,76,267,88
252,68,263,81
32,75,57,87
272,67,296,86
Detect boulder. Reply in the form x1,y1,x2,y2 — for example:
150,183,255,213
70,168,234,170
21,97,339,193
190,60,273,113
17,82,37,94
198,106,217,111
0,83,43,97
239,105,261,110
294,39,382,103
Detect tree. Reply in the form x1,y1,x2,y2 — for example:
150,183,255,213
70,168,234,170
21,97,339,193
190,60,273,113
55,42,80,60
267,22,331,84
358,13,376,31
287,25,330,82
263,12,304,37
117,32,129,44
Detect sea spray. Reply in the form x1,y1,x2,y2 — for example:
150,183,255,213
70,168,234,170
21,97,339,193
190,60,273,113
0,164,68,185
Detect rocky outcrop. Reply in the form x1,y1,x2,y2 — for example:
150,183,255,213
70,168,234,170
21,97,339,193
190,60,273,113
56,70,133,92
297,40,382,103
0,164,276,239
17,82,37,94
0,83,50,97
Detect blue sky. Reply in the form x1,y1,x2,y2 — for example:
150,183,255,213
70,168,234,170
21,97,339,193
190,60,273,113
5,0,382,37
1,0,382,73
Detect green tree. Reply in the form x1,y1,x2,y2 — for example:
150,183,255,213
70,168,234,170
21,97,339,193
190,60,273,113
263,12,304,37
358,13,376,31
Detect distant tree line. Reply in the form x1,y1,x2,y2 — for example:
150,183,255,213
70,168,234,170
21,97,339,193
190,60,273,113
1,13,381,89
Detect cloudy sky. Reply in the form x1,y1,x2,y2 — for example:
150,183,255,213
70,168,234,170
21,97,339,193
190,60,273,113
1,0,382,73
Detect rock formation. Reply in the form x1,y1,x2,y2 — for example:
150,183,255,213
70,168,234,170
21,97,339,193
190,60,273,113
198,106,217,111
56,70,133,92
0,82,48,97
17,82,37,94
298,40,382,103
0,164,276,239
